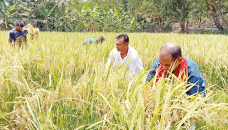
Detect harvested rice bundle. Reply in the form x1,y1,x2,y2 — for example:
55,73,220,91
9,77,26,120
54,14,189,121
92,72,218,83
15,36,27,47
24,23,40,40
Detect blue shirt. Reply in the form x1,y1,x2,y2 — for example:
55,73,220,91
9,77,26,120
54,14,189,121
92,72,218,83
81,38,97,45
146,57,206,96
9,28,27,41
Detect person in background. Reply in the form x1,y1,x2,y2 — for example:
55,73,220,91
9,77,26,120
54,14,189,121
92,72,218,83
81,36,105,45
105,34,143,75
8,20,28,47
146,42,206,97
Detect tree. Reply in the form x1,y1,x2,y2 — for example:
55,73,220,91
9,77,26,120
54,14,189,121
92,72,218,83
54,2,73,31
161,0,192,32
135,1,162,32
0,0,20,30
205,0,228,30
189,0,208,25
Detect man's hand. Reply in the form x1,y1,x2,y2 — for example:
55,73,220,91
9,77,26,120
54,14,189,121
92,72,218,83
8,39,13,45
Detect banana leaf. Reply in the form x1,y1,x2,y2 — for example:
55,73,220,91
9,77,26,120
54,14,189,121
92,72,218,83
38,7,48,16
6,4,17,15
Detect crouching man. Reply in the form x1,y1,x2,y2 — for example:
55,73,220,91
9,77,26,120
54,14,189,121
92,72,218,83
8,20,27,47
146,42,206,96
106,34,143,75
81,36,105,45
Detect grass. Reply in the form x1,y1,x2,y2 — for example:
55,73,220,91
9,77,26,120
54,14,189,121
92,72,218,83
0,31,227,129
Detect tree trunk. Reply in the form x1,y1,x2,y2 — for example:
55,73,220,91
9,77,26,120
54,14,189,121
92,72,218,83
185,19,189,34
4,16,10,30
217,8,228,27
206,0,224,31
45,18,49,31
180,22,185,33
211,8,223,30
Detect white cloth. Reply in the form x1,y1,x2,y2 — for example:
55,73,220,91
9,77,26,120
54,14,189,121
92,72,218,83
105,47,143,75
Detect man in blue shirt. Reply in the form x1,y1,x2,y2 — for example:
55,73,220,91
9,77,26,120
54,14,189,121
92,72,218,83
147,43,206,96
81,36,105,45
8,20,27,47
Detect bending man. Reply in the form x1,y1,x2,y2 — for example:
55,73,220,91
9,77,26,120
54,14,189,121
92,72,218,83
81,36,105,45
146,42,206,96
9,20,27,47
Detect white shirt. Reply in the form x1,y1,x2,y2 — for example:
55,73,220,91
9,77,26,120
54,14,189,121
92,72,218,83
105,47,143,75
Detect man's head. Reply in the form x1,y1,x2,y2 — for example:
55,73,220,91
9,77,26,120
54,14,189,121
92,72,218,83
159,42,182,72
96,36,105,44
15,20,24,32
115,34,129,52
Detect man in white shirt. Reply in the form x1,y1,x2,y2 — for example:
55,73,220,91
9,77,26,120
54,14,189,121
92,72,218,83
106,34,143,75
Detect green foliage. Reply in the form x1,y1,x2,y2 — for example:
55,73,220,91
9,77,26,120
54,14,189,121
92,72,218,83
2,0,228,32
70,3,139,32
0,0,21,30
161,0,191,23
189,0,208,21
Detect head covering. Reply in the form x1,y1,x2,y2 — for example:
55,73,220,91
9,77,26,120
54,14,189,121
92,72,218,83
16,20,24,27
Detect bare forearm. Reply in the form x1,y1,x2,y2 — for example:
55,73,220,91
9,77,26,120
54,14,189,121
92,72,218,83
8,39,13,44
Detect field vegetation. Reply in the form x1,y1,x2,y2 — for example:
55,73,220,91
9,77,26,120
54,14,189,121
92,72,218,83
0,31,227,129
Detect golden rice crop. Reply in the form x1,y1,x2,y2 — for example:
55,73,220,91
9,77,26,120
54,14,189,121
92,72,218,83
0,31,227,129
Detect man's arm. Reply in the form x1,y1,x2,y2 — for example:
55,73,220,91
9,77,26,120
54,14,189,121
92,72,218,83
186,60,206,97
81,39,88,45
8,31,14,45
8,39,13,44
146,58,160,82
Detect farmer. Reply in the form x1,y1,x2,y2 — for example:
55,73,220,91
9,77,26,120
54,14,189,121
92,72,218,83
8,20,28,47
105,34,143,75
81,36,105,45
146,42,206,97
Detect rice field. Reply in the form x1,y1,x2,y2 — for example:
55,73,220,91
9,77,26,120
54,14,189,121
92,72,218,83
0,31,228,129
